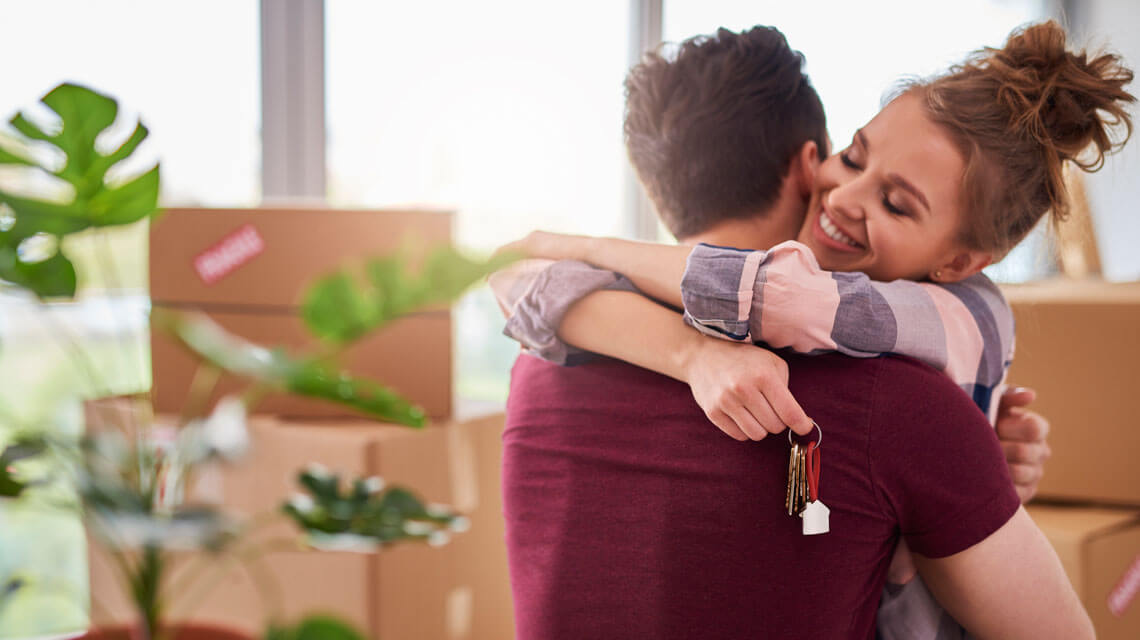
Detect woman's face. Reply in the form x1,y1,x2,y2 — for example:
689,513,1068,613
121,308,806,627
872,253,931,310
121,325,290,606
796,92,970,282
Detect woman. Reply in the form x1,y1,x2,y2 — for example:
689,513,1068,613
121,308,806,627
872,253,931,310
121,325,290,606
495,21,1131,638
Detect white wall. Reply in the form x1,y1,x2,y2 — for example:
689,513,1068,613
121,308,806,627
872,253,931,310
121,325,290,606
1076,1,1140,281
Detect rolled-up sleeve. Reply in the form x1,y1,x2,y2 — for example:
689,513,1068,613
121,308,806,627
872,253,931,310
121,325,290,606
490,259,638,365
681,241,1015,419
680,244,767,342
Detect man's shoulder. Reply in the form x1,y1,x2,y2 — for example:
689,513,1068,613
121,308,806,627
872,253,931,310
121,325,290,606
785,351,965,390
873,354,986,417
510,352,692,399
511,351,674,386
784,352,986,425
508,353,695,415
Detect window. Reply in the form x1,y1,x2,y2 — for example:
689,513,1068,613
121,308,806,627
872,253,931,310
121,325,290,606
0,1,261,208
326,0,632,403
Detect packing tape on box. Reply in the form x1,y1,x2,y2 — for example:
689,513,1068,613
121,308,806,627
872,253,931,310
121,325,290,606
446,586,474,639
447,420,479,514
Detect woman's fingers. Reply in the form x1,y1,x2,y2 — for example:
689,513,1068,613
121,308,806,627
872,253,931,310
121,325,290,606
997,386,1037,418
721,401,770,441
1008,462,1043,486
996,408,1050,443
706,409,750,441
759,379,813,435
733,386,787,437
1002,440,1051,465
739,378,811,436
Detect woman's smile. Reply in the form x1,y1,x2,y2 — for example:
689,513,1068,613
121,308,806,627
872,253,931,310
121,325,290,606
813,206,864,252
796,93,972,281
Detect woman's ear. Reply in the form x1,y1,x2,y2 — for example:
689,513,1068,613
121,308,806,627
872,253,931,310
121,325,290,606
930,250,993,283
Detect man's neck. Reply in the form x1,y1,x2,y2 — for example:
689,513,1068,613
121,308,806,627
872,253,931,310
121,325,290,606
679,213,798,251
676,181,807,250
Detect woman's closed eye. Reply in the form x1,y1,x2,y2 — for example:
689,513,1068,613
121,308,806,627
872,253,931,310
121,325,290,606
882,193,909,217
841,150,910,217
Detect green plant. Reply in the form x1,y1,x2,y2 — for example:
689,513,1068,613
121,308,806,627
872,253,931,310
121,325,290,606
0,83,514,639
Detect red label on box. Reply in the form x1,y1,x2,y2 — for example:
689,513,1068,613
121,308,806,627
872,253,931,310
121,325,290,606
1108,554,1140,617
193,223,265,285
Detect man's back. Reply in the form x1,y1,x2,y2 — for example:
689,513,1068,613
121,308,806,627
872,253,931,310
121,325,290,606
503,352,1018,639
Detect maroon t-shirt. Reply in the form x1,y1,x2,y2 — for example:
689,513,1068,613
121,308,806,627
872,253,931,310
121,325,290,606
503,352,1019,640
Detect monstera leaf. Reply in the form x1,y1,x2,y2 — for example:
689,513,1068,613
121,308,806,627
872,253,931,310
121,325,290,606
0,236,77,298
0,436,47,498
154,309,425,426
281,465,467,550
302,246,518,343
264,615,366,640
155,245,515,424
0,83,159,298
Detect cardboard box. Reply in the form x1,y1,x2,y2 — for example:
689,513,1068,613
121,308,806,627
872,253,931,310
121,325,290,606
88,413,514,639
1002,279,1140,505
1029,504,1140,639
150,207,455,419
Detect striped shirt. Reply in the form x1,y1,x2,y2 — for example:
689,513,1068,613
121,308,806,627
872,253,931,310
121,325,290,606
682,241,1015,423
490,240,1014,423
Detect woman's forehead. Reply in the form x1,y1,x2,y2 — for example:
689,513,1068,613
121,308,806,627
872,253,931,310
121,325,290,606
863,94,965,208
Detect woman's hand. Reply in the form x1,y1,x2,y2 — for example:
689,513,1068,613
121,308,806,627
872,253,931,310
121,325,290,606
680,339,813,441
495,230,593,263
995,387,1051,503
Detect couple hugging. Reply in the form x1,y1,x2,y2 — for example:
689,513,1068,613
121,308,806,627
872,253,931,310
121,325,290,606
490,21,1133,639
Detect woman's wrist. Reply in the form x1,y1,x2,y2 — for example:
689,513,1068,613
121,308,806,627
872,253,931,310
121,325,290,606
670,328,709,383
575,235,603,263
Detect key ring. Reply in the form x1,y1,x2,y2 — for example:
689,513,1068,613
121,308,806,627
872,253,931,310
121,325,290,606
787,420,822,449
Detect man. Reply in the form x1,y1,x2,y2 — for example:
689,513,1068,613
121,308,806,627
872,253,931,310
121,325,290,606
495,27,1071,639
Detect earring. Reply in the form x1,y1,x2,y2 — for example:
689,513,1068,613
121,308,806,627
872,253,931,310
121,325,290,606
934,270,943,280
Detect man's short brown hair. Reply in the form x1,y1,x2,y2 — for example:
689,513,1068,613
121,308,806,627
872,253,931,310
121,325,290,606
625,26,828,239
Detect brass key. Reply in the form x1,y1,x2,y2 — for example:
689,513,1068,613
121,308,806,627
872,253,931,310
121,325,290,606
786,443,800,516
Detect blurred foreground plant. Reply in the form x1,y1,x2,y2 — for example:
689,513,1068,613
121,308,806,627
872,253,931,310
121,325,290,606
0,83,514,640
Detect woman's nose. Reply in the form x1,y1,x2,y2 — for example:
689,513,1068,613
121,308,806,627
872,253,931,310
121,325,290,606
826,177,868,222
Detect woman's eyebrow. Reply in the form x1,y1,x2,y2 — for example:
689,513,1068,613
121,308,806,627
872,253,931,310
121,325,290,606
858,129,931,213
887,173,931,212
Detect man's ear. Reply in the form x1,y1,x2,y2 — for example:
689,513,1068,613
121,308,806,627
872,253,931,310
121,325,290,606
792,140,821,199
930,250,993,283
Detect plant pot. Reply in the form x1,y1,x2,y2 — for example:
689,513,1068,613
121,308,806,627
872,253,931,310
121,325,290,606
79,624,253,640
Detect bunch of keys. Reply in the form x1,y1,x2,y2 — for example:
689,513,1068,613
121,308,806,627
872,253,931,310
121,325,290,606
785,421,830,535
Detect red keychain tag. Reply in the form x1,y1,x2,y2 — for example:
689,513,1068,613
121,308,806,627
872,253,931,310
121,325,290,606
801,436,830,535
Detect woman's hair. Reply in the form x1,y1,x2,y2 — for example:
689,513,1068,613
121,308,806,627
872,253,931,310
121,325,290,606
906,20,1135,257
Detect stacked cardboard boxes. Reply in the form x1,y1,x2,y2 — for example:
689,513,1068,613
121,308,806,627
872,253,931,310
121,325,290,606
149,207,454,419
88,208,514,638
1004,279,1140,639
1026,505,1140,638
88,414,513,639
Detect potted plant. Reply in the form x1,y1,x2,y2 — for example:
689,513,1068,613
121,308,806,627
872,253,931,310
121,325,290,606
0,83,513,640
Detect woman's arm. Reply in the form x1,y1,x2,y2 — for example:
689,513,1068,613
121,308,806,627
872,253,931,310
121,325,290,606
488,258,812,438
559,289,813,438
502,231,1015,422
679,241,1014,403
498,231,690,307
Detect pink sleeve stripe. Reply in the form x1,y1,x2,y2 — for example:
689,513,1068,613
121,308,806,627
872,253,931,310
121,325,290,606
755,242,840,353
923,285,986,387
736,250,765,332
